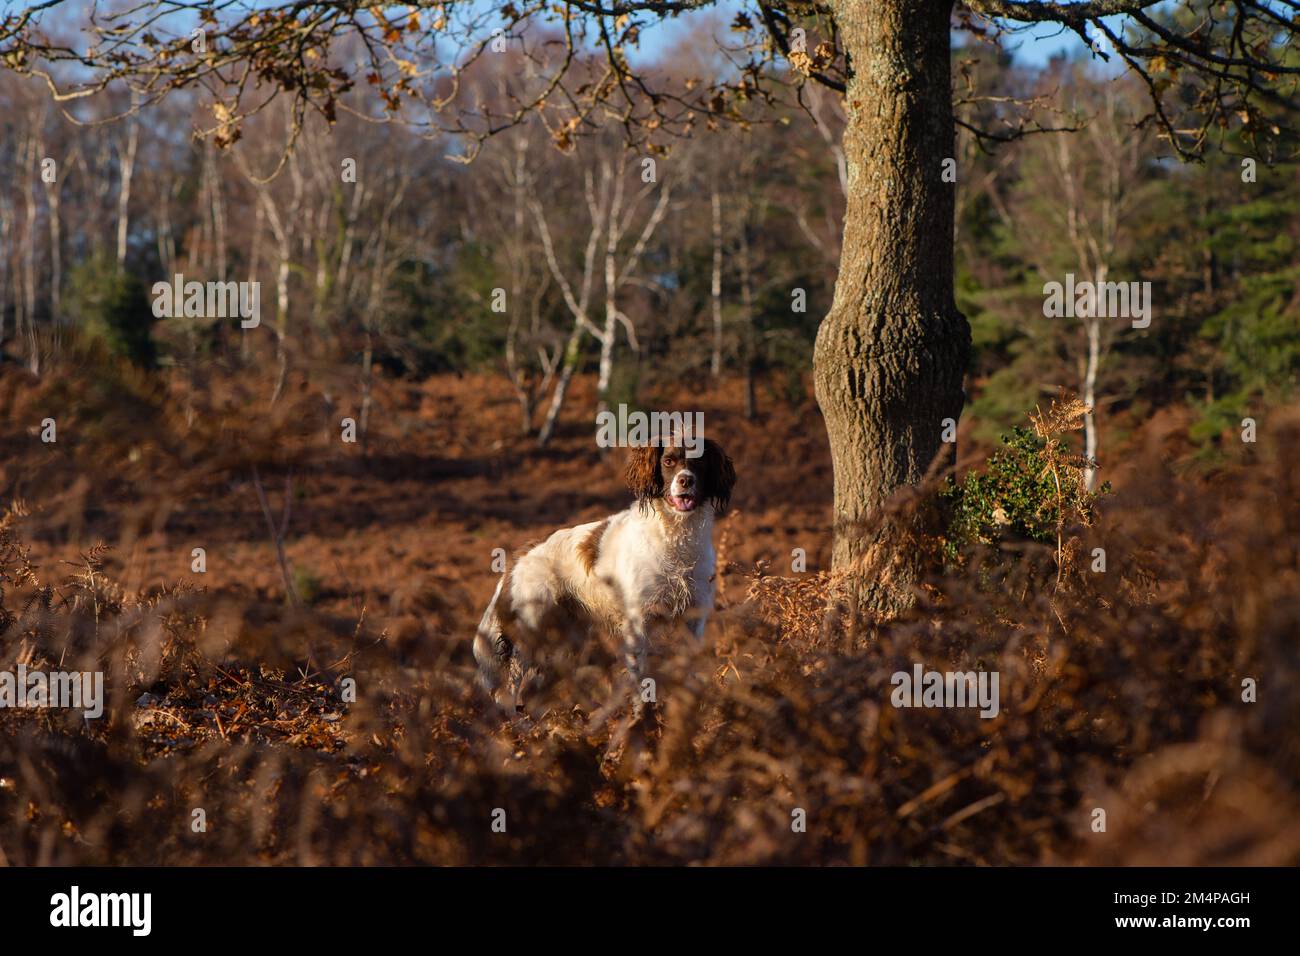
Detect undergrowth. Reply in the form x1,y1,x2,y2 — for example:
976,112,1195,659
1,383,1297,865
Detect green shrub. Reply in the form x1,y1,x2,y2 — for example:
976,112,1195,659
942,401,1109,566
292,566,322,605
64,255,158,368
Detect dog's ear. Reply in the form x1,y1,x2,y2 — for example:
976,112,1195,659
625,445,664,501
699,439,736,516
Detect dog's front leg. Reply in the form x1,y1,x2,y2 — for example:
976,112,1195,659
688,563,716,641
621,614,649,714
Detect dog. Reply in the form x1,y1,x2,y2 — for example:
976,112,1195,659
473,438,736,711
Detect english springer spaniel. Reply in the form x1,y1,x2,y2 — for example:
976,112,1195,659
473,438,736,711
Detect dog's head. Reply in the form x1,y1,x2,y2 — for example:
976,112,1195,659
625,439,736,517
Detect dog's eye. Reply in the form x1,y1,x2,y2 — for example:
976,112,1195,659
663,456,677,467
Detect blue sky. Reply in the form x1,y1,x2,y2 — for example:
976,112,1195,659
628,2,1093,70
2,0,1094,71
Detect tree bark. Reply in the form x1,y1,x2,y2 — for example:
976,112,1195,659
815,0,970,614
22,129,40,374
710,184,723,376
537,324,584,447
1082,266,1104,493
1082,313,1100,491
596,158,623,414
739,212,757,420
43,157,63,321
116,111,139,269
0,194,10,349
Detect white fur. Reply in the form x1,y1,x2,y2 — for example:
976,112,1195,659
473,498,717,710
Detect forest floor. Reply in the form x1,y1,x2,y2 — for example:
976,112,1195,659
0,350,1295,865
5,362,836,663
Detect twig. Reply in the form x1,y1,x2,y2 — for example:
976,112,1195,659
941,793,1006,830
251,465,299,607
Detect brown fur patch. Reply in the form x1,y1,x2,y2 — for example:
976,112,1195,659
495,565,517,630
576,520,609,575
624,445,664,500
496,538,546,631
696,439,737,515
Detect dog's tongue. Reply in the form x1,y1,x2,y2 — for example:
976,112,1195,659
671,495,697,512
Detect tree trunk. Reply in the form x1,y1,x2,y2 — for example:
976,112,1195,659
596,159,624,414
596,302,617,413
1082,265,1104,494
739,216,757,420
245,201,265,363
814,0,970,614
538,323,584,447
117,114,139,269
44,174,62,321
359,329,374,453
0,197,10,349
157,172,177,278
272,249,290,404
710,185,723,376
1082,315,1100,491
22,131,40,375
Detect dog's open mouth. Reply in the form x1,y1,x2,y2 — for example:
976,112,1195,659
668,494,697,513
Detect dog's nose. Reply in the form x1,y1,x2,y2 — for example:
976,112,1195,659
678,473,695,489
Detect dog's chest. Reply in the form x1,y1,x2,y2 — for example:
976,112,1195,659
627,532,710,619
641,551,697,618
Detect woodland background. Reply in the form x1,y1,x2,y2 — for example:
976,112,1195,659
0,12,1298,865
